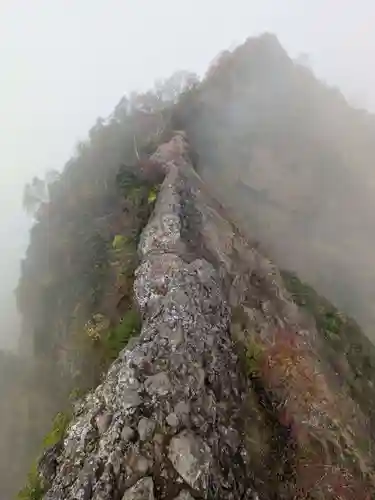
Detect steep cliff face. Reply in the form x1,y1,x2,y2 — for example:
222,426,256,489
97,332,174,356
171,33,375,337
36,134,375,500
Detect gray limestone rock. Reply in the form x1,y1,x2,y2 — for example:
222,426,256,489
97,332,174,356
174,401,190,422
96,413,112,434
144,372,171,396
121,426,135,443
173,491,195,500
126,451,152,476
166,412,179,428
168,430,212,493
137,418,156,441
122,477,154,500
37,442,61,490
220,426,241,452
121,389,142,409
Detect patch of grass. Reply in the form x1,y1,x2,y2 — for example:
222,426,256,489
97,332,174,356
100,308,142,362
43,411,71,448
245,338,265,378
17,463,44,500
147,186,158,204
282,271,344,339
323,311,342,336
17,411,71,500
112,234,132,251
281,269,375,444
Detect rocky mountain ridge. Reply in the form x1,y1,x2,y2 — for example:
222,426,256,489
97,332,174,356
12,33,375,500
35,134,375,500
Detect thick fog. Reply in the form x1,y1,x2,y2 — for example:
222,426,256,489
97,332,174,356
1,0,374,347
2,2,375,497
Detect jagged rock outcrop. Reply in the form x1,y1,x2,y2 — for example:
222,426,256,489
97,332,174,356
40,133,375,499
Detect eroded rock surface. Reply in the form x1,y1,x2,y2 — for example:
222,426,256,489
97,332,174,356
40,133,375,499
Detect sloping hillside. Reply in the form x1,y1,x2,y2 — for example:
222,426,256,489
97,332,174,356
171,33,375,338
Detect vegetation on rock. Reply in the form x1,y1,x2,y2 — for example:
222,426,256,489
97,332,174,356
282,270,375,440
96,308,142,363
17,411,71,500
17,464,44,500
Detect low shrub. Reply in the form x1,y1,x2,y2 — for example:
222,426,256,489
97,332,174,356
100,308,142,362
17,464,44,500
17,411,71,500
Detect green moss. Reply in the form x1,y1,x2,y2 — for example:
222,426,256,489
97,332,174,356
17,411,71,500
42,411,71,448
281,269,375,437
281,271,343,339
147,187,158,204
112,234,131,251
323,311,342,336
17,464,44,500
245,338,265,378
100,308,141,362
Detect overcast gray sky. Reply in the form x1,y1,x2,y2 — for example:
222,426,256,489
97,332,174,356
1,0,375,348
